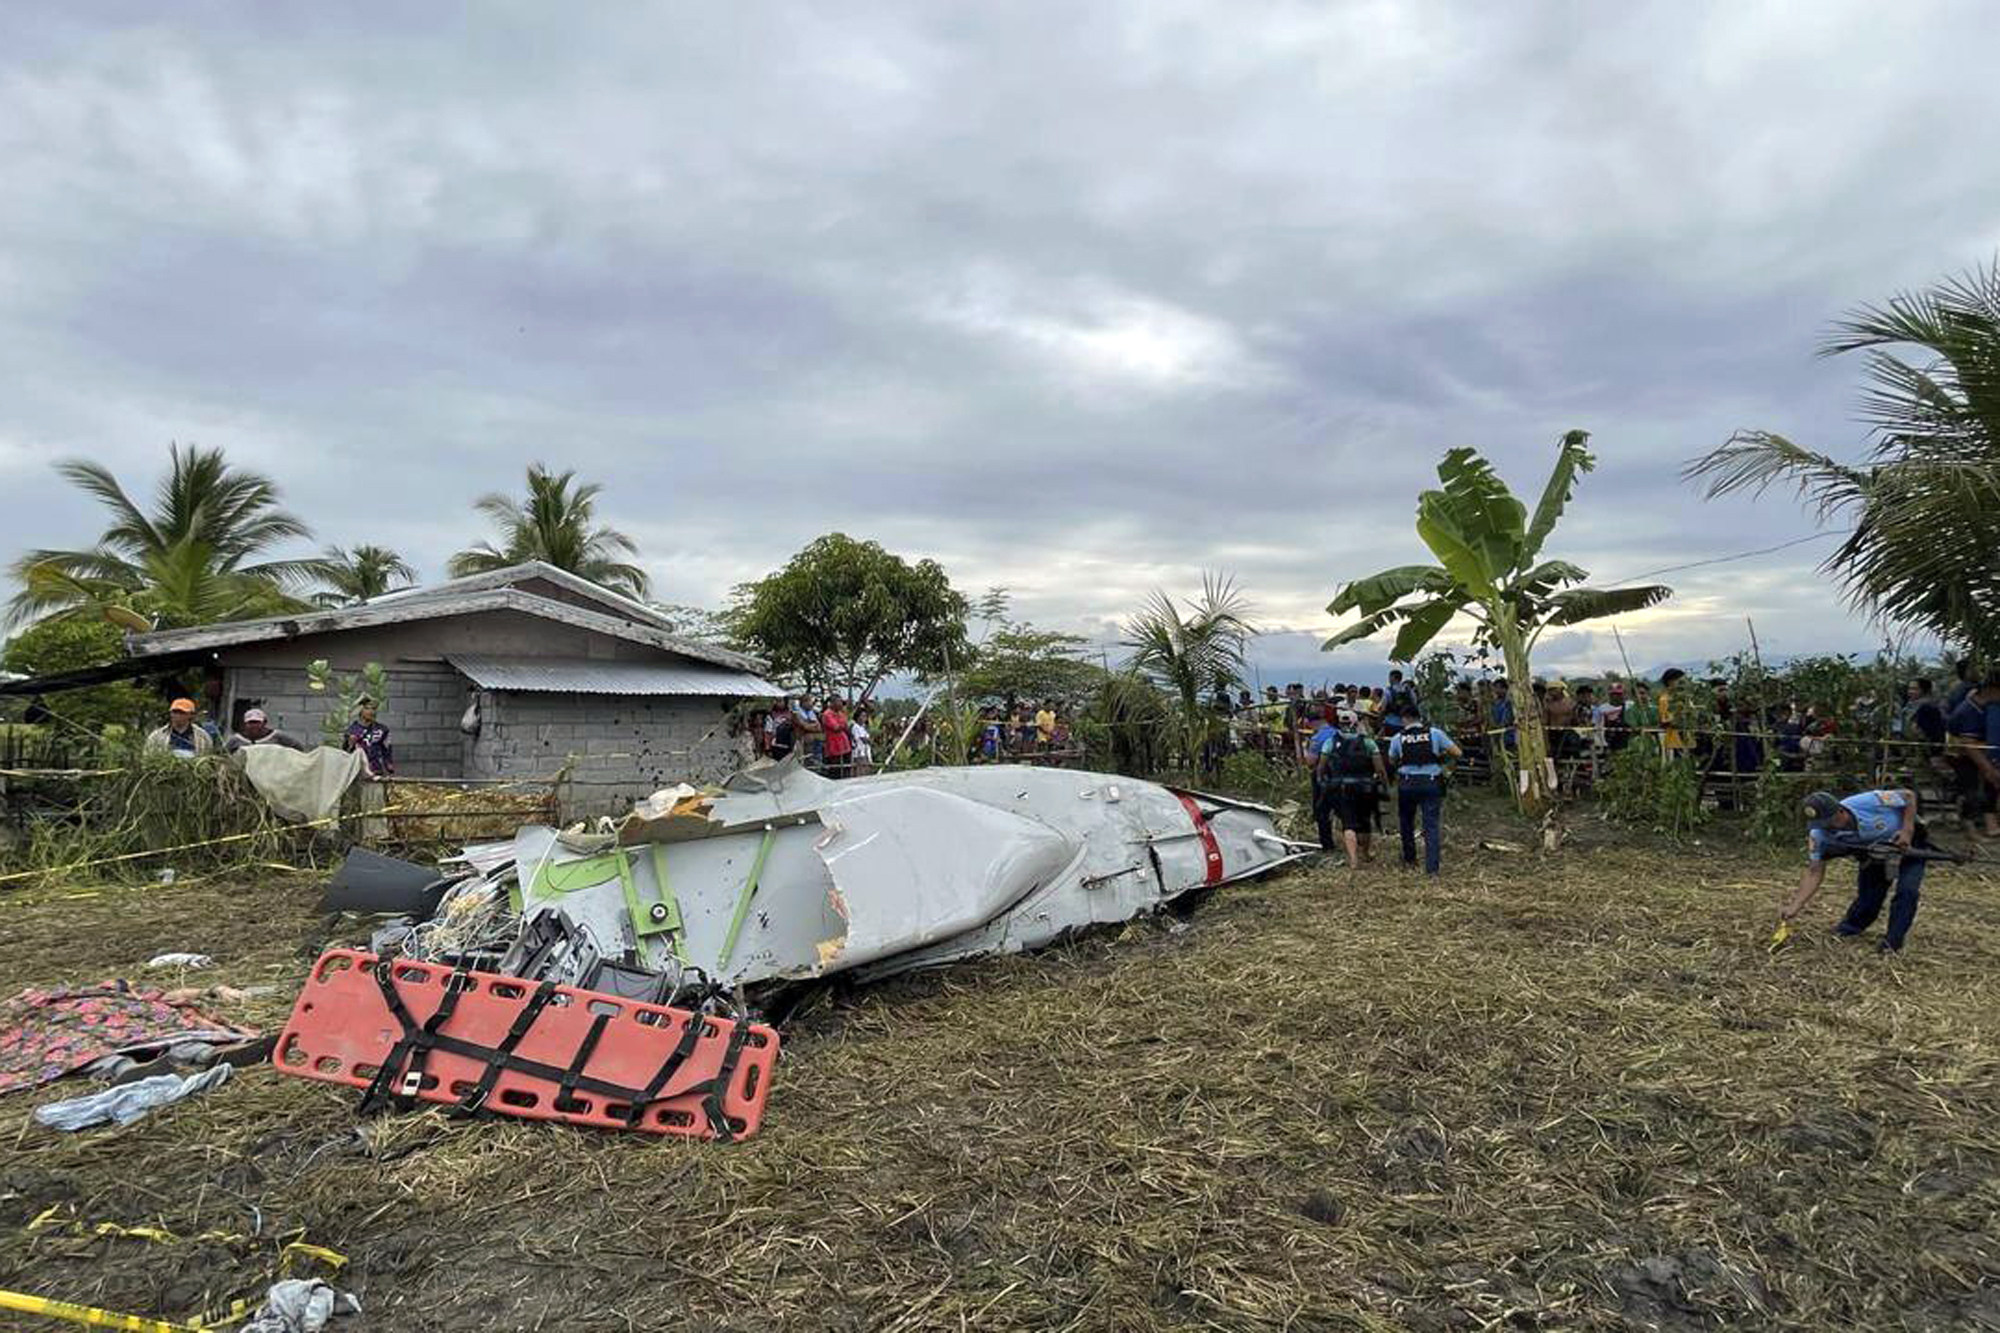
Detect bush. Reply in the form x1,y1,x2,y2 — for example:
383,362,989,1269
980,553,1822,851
0,746,311,883
1211,750,1303,807
1599,741,1707,841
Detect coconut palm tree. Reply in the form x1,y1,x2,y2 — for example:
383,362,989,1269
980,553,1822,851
6,444,325,628
1123,573,1254,769
1326,431,1671,813
1686,261,2000,654
314,544,417,607
447,464,650,599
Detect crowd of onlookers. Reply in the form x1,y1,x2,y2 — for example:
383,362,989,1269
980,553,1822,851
749,696,876,777
1206,659,2000,835
962,700,1073,763
748,696,1079,774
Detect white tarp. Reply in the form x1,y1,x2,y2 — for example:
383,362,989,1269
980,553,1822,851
242,744,364,822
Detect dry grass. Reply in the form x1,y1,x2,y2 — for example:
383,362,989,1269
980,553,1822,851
3,805,1999,1331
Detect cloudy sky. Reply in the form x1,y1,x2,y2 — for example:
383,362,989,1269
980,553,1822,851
3,2,1996,683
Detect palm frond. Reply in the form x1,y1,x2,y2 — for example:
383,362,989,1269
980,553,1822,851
54,459,160,556
446,544,515,579
1321,604,1420,651
1389,595,1468,661
1520,429,1595,568
1508,560,1590,601
1683,432,1871,520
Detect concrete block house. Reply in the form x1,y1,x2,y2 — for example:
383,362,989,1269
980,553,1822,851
124,563,781,814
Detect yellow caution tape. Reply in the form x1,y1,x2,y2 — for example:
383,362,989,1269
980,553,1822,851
0,1287,201,1333
14,1212,348,1330
26,1209,244,1248
23,1214,346,1268
280,1243,347,1272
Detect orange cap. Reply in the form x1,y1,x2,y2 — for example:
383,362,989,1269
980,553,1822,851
169,698,197,713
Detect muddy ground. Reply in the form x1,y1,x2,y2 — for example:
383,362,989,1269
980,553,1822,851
3,808,1998,1330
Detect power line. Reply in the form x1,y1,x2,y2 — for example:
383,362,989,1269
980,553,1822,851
1609,531,1839,585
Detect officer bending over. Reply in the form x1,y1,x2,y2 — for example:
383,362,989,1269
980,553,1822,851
1779,788,1927,954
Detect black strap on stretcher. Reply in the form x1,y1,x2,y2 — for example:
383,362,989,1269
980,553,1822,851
455,979,560,1116
361,963,749,1137
360,962,472,1113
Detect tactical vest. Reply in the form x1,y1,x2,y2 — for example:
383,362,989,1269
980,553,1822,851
1334,732,1375,780
1397,724,1437,768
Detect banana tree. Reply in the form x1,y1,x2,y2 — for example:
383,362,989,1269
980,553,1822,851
1325,431,1671,813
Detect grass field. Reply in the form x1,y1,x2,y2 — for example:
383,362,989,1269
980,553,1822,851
3,806,1998,1331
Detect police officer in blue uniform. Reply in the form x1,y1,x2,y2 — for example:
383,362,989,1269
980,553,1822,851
1387,708,1463,875
1779,788,1926,953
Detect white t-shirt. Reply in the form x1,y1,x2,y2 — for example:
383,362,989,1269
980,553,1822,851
851,721,872,762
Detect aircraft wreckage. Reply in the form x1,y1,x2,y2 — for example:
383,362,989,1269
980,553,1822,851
505,756,1310,989
272,760,1309,1141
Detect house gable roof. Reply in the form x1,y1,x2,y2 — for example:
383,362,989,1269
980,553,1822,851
126,584,765,673
364,561,674,630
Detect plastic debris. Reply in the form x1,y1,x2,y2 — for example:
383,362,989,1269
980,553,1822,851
146,953,214,970
34,1063,234,1131
238,1279,361,1333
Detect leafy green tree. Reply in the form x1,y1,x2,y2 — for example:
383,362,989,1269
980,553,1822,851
1122,574,1253,770
1686,261,2000,654
729,533,969,702
448,464,650,598
1,615,154,733
1326,431,1671,813
314,545,417,607
7,444,325,628
955,620,1104,709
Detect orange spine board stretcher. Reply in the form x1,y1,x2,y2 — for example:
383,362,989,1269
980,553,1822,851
272,949,778,1140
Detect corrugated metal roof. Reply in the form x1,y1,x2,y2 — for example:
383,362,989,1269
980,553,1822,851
128,587,767,673
446,653,781,697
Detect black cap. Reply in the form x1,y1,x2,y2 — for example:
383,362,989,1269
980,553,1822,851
1802,791,1838,822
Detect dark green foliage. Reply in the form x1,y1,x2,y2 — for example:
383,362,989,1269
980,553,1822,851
729,533,970,701
313,545,416,606
0,615,155,734
956,621,1104,709
1123,574,1253,770
1599,740,1708,841
7,443,326,628
1328,432,1671,813
1688,261,2000,654
1076,669,1174,776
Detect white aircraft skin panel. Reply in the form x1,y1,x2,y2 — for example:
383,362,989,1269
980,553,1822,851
814,787,1080,969
513,763,1299,990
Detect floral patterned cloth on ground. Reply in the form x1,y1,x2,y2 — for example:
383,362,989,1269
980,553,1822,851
0,981,258,1096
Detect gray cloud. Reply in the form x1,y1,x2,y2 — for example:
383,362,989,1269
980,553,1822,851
2,1,1995,684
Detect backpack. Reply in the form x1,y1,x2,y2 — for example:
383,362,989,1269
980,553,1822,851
1334,731,1375,781
1396,724,1437,768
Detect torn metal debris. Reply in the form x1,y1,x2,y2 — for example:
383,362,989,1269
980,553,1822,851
490,756,1310,990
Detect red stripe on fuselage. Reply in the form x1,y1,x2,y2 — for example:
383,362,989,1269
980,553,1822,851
1173,792,1226,886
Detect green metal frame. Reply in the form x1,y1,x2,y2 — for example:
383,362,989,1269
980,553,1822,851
522,845,686,959
715,828,778,971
